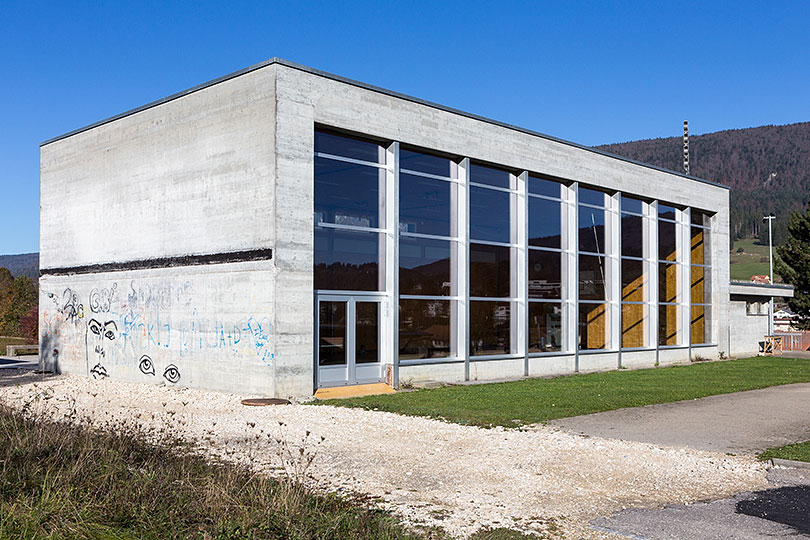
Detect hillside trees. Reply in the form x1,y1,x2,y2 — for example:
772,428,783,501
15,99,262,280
775,207,810,329
0,267,38,338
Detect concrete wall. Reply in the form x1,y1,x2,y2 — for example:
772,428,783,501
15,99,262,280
39,66,305,396
729,296,768,357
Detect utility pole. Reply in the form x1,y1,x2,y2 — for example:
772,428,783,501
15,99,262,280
763,214,776,335
683,121,689,175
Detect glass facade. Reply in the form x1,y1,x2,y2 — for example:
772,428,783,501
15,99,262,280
314,129,716,371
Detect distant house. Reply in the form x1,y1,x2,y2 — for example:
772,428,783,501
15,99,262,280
751,275,771,284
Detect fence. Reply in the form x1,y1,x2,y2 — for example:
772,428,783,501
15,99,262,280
774,332,810,351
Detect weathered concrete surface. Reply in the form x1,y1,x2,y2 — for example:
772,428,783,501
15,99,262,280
593,468,810,539
550,382,810,454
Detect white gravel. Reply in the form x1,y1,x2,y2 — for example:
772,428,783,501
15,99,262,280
0,372,770,539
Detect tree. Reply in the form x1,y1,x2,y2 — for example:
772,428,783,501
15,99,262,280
776,207,810,329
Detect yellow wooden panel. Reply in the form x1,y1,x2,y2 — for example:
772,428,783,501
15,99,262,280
622,303,646,348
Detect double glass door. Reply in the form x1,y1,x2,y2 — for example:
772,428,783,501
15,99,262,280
317,295,383,387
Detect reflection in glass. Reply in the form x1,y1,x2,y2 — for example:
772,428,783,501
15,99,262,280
470,163,511,188
579,303,607,350
622,303,646,348
579,187,606,207
470,186,510,242
355,302,379,364
691,265,709,304
658,262,678,303
399,173,451,236
315,157,381,227
621,214,644,258
529,249,562,299
621,258,645,302
529,302,562,352
470,301,511,356
579,206,605,253
529,197,561,248
579,254,606,301
400,149,452,177
691,210,709,227
470,243,511,297
658,220,676,261
658,204,677,220
691,305,710,344
621,196,643,214
318,301,346,366
314,227,381,291
659,304,679,346
399,237,451,296
691,227,708,265
399,300,451,360
529,175,561,198
315,130,382,163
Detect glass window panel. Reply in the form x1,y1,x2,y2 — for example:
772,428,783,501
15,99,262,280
579,187,606,207
470,186,510,242
399,237,451,296
314,227,382,291
318,301,346,366
315,157,380,228
579,303,607,350
622,303,647,348
621,258,646,302
470,243,511,297
691,226,710,266
528,175,562,198
691,305,710,344
621,214,644,258
470,163,511,188
399,299,452,361
529,249,562,299
355,302,379,364
579,254,606,301
470,301,511,356
658,204,677,220
658,262,678,303
399,173,451,236
621,196,644,214
658,304,679,346
529,198,562,248
658,220,677,261
691,210,709,227
579,206,605,254
399,149,452,177
529,302,562,352
315,130,382,163
691,265,710,304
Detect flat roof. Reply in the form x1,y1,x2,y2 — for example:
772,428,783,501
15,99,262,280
729,280,794,298
41,57,728,190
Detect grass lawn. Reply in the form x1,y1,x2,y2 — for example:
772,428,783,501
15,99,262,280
322,357,810,428
761,441,810,463
729,238,779,281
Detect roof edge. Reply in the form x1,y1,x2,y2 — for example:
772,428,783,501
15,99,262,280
40,57,728,190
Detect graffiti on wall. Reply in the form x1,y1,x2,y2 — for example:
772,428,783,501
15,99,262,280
40,279,273,385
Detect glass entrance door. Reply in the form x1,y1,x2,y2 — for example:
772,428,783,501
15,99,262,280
317,295,382,387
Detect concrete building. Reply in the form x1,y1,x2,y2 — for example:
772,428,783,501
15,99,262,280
41,58,749,398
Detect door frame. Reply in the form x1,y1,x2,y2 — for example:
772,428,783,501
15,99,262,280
315,293,385,388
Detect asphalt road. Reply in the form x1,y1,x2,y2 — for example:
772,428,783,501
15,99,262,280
550,382,810,454
548,383,810,538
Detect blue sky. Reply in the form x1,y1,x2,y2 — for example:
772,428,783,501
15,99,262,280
2,1,809,255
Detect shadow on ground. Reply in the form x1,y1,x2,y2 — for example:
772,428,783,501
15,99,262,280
736,485,810,534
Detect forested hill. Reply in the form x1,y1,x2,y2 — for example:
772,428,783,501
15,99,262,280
596,121,810,245
0,253,39,279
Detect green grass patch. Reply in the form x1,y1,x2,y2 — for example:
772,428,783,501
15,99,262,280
760,441,810,463
0,404,445,540
322,357,810,428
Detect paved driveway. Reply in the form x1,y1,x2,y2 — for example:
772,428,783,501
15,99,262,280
550,382,810,454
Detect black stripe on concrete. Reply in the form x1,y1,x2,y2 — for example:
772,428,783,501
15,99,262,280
40,248,273,277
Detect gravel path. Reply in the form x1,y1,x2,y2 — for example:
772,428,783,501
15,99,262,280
0,373,771,539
